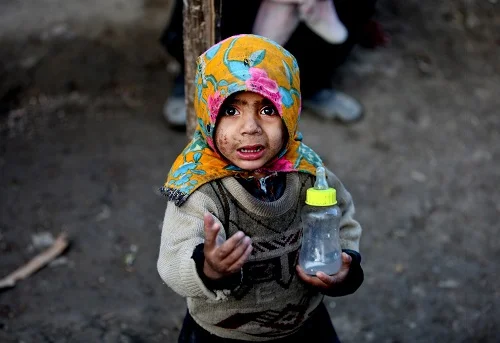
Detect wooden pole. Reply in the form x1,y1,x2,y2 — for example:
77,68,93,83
183,0,222,139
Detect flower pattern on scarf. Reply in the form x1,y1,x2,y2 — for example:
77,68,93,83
208,90,225,124
256,157,294,174
246,67,282,116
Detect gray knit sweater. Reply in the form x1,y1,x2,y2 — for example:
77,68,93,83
157,170,361,341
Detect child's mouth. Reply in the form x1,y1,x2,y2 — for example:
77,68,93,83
239,146,263,153
237,145,265,160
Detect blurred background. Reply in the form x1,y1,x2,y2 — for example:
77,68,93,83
1,0,499,342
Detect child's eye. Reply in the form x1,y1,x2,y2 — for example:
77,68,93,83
261,106,277,116
222,106,239,116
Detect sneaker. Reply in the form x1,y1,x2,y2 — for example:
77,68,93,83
163,74,187,127
303,89,364,123
163,95,186,127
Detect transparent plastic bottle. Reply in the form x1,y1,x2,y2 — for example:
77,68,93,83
298,167,342,275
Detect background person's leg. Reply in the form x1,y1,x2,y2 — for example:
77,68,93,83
285,0,377,123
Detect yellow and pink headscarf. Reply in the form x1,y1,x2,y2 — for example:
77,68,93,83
162,34,323,206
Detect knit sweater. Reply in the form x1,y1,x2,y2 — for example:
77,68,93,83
157,170,362,341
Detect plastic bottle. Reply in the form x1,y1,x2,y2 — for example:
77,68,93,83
298,166,342,275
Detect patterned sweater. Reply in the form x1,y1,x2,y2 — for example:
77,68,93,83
157,170,362,341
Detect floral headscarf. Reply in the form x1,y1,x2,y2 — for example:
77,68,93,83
162,34,323,206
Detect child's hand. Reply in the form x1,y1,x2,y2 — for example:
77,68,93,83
296,252,352,290
203,212,253,280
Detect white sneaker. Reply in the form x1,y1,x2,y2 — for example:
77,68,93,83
303,89,364,123
163,95,186,127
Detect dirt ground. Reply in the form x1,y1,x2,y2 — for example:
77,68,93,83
1,1,499,342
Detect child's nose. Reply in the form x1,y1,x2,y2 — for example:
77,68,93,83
240,115,262,135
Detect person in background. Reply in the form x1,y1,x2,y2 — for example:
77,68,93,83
160,0,386,128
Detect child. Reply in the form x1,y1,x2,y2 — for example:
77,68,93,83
158,34,364,342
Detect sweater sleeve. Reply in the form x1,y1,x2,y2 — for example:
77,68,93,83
325,168,362,252
157,190,229,301
323,169,364,297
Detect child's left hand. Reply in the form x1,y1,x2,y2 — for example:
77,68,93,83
296,252,352,290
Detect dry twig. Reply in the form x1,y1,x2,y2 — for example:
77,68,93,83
0,232,69,289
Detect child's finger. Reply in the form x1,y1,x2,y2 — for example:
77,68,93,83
295,265,328,289
227,244,253,273
222,236,252,267
338,252,352,273
203,212,220,250
216,231,245,259
341,252,352,266
316,253,352,285
315,272,335,285
317,267,349,286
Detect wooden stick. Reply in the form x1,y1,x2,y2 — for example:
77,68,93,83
0,232,69,289
183,0,222,139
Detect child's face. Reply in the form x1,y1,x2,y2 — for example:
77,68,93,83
214,92,285,172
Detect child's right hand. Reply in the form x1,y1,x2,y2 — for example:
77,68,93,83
203,212,253,280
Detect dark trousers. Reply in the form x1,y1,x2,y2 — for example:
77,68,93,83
178,302,341,343
160,0,377,97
